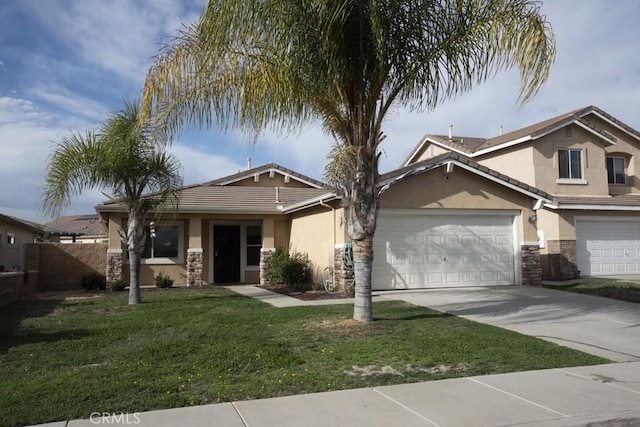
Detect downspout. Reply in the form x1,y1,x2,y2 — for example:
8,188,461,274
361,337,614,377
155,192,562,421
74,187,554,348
319,198,337,289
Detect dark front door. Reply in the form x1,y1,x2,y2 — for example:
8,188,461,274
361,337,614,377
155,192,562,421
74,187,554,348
213,225,241,283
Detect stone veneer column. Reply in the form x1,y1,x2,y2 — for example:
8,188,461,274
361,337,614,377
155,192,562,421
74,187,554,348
259,248,275,286
520,243,541,286
106,249,123,283
334,243,355,296
545,240,578,280
187,248,203,287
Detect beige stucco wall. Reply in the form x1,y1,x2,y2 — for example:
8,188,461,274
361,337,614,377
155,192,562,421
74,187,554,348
289,201,346,282
477,144,536,186
379,165,539,241
531,125,609,196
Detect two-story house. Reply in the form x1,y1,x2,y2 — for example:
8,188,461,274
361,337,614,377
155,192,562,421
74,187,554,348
402,106,640,281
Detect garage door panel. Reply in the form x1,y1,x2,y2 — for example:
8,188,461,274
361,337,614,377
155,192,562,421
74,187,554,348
373,211,515,290
577,219,640,276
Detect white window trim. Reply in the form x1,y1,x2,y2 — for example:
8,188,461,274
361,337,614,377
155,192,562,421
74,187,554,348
124,221,184,265
606,156,626,185
557,148,584,181
556,178,588,185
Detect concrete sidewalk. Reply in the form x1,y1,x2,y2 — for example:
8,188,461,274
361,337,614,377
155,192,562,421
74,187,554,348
38,362,640,427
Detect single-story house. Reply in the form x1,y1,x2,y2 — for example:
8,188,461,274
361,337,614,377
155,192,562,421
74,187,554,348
0,213,42,272
96,106,640,290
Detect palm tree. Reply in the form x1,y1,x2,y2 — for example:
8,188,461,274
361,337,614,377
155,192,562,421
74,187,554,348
42,100,183,305
141,0,555,321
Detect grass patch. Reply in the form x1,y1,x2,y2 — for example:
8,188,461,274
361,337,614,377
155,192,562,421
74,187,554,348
543,281,640,303
1,287,607,426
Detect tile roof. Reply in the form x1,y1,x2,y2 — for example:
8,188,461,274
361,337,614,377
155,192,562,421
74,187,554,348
45,214,105,236
175,186,331,213
202,162,326,188
553,194,640,208
406,106,638,164
0,213,43,234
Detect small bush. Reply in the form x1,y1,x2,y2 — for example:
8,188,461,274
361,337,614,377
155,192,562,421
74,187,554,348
80,272,105,291
154,271,174,288
109,279,127,292
264,247,312,291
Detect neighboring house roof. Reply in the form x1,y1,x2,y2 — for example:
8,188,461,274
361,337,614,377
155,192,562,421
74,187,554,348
381,152,553,203
96,163,334,214
0,213,42,234
203,162,326,189
45,214,106,236
403,106,636,166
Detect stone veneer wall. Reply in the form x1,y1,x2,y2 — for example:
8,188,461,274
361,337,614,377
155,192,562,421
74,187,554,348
106,249,123,283
521,244,541,286
259,247,275,286
333,244,355,296
544,240,578,280
187,249,203,287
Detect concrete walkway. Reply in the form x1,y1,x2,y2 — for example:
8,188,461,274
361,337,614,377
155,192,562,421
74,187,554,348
33,285,640,427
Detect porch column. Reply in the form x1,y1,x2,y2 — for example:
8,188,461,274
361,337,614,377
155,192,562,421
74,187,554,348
106,214,123,283
187,217,203,287
260,218,275,286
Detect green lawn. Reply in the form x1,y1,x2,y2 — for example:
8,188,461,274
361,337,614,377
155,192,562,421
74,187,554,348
1,287,607,426
543,281,640,303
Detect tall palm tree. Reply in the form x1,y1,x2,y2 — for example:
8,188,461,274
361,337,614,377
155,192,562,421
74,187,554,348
42,100,183,305
141,0,555,321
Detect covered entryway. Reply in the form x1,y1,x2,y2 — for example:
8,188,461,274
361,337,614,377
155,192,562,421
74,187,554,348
372,210,517,290
576,218,640,276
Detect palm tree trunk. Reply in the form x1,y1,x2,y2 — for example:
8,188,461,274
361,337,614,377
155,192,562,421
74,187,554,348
126,208,146,305
128,250,142,305
352,235,374,322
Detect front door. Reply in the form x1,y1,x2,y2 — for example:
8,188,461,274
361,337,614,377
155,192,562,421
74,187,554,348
213,225,241,283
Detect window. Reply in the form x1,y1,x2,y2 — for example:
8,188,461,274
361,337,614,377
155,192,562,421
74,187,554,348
606,157,626,184
246,225,262,266
7,232,15,245
558,149,582,179
142,225,179,259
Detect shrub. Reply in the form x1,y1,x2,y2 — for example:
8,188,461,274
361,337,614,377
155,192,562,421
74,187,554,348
109,279,127,292
154,271,174,288
80,272,106,291
264,247,312,291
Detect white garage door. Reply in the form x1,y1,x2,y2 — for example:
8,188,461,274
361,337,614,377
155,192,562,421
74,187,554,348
373,210,516,290
576,219,640,276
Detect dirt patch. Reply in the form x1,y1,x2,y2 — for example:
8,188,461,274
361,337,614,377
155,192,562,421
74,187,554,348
262,284,352,300
344,363,469,377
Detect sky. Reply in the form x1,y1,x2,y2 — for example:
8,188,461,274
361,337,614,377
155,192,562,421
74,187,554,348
1,1,639,224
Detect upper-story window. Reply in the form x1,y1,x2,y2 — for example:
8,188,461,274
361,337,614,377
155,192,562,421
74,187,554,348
606,157,626,184
558,149,582,179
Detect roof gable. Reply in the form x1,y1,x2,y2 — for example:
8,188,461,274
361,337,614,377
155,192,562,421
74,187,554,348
403,106,636,166
203,163,325,189
384,152,552,203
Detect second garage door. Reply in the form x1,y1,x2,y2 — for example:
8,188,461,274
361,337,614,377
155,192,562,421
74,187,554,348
372,210,516,290
576,218,640,276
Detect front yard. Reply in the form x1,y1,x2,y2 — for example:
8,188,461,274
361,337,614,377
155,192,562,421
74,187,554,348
1,287,607,426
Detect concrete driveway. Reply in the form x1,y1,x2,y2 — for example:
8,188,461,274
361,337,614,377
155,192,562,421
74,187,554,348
377,286,640,362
